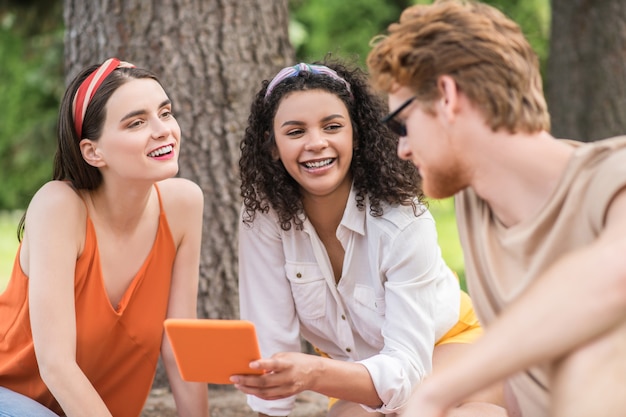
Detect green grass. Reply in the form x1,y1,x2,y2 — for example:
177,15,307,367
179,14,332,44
428,198,466,289
0,200,465,292
0,211,22,292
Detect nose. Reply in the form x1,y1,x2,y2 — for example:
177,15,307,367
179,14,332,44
151,116,171,140
397,136,412,160
304,131,328,152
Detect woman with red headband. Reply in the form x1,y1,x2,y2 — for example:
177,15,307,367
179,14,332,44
0,58,209,417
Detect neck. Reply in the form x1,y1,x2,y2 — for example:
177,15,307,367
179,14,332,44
471,131,574,227
88,181,155,233
302,180,352,237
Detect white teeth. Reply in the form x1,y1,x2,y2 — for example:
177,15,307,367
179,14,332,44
148,145,173,157
304,158,333,168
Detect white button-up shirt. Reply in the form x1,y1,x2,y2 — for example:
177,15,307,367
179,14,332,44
239,187,460,415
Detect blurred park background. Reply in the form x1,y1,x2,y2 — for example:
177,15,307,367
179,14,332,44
0,0,550,292
1,0,625,309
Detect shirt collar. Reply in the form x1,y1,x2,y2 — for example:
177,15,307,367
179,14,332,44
301,181,367,237
339,182,366,236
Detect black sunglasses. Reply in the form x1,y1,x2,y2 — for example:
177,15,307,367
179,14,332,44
381,96,417,137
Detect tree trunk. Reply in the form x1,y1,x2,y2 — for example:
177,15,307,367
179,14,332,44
64,0,294,320
546,0,626,142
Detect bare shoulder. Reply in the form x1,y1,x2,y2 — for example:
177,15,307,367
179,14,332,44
156,178,204,239
27,180,85,219
156,177,204,211
23,181,86,253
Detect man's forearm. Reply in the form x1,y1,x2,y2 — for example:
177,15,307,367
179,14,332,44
421,238,626,407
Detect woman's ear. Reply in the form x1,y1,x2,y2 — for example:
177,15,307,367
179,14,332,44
79,139,105,167
270,146,280,161
266,131,280,161
350,121,359,150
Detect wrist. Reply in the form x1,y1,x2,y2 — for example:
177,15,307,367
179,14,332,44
307,354,325,393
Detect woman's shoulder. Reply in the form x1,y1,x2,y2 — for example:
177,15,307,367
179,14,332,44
239,201,285,235
23,181,87,247
156,177,203,208
371,200,432,230
155,178,204,237
28,180,84,214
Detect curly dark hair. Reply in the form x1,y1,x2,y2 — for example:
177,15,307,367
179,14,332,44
240,58,424,231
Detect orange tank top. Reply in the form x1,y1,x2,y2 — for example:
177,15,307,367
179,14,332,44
0,185,176,417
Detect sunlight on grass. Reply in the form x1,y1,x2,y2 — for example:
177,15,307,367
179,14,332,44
0,211,22,292
427,197,466,289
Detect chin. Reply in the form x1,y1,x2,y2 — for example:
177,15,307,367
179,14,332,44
423,189,453,200
423,180,461,200
158,165,180,181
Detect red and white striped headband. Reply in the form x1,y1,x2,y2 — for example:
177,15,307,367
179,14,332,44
72,57,135,138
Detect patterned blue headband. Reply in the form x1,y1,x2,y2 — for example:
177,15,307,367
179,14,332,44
264,63,352,100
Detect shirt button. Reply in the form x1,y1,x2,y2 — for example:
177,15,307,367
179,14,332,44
341,314,346,320
296,272,302,278
345,347,351,353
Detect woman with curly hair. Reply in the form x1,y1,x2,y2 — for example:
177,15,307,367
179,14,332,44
234,59,506,417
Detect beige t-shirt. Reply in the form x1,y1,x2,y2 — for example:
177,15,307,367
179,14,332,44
455,136,626,417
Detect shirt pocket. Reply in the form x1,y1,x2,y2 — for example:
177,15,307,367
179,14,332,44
353,284,386,315
285,262,327,320
351,284,386,347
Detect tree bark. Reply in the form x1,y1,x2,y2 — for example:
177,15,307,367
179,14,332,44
546,0,626,142
64,0,294,320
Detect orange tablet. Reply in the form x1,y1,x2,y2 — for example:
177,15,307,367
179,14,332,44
164,319,264,384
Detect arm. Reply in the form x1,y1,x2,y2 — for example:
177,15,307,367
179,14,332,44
404,188,626,416
355,209,457,413
26,182,112,417
158,178,209,417
237,208,302,416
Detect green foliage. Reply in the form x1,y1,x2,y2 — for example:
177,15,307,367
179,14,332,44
0,5,64,210
289,0,412,67
290,0,550,71
0,210,21,291
478,0,551,72
428,198,466,289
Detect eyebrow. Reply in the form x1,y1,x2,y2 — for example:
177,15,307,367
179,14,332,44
280,113,345,128
120,99,172,122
